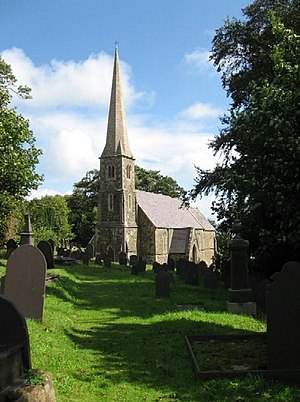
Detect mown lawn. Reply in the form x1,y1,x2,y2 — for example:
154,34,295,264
0,259,299,402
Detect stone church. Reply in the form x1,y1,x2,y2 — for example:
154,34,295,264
95,47,216,265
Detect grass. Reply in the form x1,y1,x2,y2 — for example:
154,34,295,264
0,258,300,401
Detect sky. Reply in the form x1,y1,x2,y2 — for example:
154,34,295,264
0,0,249,220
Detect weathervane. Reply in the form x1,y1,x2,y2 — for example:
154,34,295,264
114,41,119,49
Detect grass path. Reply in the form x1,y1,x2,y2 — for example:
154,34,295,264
1,261,300,401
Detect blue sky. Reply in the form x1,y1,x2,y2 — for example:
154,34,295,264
1,0,249,219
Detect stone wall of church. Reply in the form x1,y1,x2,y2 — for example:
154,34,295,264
137,206,155,262
188,229,216,266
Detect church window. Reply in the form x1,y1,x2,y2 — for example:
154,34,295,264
126,165,132,179
107,165,115,179
108,194,114,211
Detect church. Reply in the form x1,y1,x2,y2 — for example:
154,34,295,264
95,47,216,265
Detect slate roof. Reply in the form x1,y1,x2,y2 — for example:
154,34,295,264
169,228,190,254
136,190,214,231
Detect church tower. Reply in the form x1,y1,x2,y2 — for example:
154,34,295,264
97,47,138,260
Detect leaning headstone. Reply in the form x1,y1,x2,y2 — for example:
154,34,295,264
37,240,55,269
0,295,31,394
267,261,300,370
155,270,170,298
4,245,47,321
5,239,18,259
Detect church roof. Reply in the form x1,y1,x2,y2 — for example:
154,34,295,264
101,47,133,158
136,190,214,231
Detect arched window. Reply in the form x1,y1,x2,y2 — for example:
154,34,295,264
107,165,115,178
108,194,114,211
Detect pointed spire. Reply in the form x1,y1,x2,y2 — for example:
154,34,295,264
20,213,34,246
101,47,133,158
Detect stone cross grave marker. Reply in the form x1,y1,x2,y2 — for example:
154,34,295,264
4,244,47,321
267,261,300,370
37,240,55,269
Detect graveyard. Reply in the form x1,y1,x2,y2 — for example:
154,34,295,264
1,251,300,402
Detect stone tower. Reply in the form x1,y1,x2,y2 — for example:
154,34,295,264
97,47,138,261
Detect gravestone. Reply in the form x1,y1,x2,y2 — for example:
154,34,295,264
0,295,31,394
198,260,207,282
130,255,138,266
185,262,200,286
57,247,64,257
267,261,300,370
176,259,188,280
103,254,112,268
20,214,34,246
70,250,82,260
119,252,127,266
37,240,55,269
4,245,47,321
48,239,55,254
167,257,175,271
83,244,94,266
130,255,139,275
203,267,219,289
155,270,170,298
227,222,256,315
95,254,102,265
138,258,146,275
5,239,18,259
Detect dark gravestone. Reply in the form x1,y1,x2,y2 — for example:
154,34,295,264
203,267,219,289
185,262,200,286
95,254,102,265
176,259,188,280
48,239,55,254
37,240,55,269
130,255,138,266
0,295,31,393
155,270,170,298
103,254,112,268
57,247,64,257
5,239,18,259
119,252,127,266
130,255,139,275
167,257,175,271
198,260,207,282
152,261,161,274
138,258,146,275
267,261,300,370
70,250,82,260
83,244,94,266
4,245,47,321
253,278,272,314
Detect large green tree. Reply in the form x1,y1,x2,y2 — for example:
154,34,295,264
191,12,300,275
0,57,43,242
28,195,73,245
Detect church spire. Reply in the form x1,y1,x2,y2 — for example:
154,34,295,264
101,47,133,158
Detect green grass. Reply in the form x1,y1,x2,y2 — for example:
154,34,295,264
0,259,300,401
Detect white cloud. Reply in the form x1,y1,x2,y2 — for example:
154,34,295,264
26,187,72,200
2,48,220,217
1,47,146,110
182,48,215,74
179,102,223,120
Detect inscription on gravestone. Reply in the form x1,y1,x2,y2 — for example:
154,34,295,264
4,245,47,321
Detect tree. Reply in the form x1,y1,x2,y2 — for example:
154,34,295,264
66,169,99,246
0,57,43,242
28,195,73,245
191,15,300,275
135,166,185,198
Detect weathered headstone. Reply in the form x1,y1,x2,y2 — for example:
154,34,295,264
227,222,256,315
0,295,31,393
37,240,55,269
5,239,18,259
4,245,47,321
155,270,170,298
119,252,127,266
267,261,300,370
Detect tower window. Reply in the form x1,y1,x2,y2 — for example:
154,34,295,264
128,194,132,210
126,165,132,179
107,165,115,178
108,194,114,211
